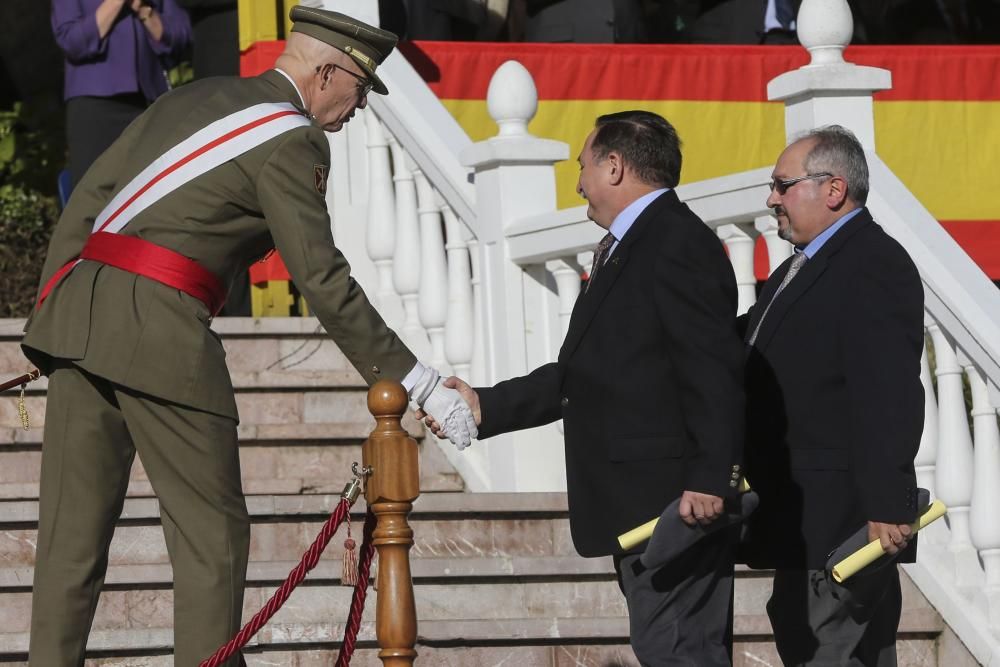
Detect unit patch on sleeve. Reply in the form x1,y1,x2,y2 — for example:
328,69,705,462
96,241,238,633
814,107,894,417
314,164,328,195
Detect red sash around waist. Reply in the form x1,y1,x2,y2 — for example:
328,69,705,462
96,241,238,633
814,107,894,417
37,232,227,316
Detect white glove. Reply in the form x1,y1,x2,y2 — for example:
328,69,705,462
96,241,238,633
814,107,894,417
409,366,478,450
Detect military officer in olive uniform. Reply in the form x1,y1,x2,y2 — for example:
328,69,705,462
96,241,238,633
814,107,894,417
22,8,475,665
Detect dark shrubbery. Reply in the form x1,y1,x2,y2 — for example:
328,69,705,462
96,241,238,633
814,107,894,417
0,103,62,317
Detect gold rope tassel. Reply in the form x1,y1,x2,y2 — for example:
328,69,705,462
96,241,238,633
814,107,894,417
17,383,30,430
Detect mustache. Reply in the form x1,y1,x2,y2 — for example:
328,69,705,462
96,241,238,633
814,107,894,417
772,205,786,217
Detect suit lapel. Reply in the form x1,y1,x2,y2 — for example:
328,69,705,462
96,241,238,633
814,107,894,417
749,208,873,350
558,191,675,362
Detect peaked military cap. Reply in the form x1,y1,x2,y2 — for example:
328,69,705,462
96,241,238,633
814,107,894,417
289,6,398,95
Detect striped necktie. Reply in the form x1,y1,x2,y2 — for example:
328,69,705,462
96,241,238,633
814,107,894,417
585,232,616,293
748,251,807,345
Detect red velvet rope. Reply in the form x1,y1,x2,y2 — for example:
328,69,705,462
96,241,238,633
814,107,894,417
200,498,353,667
335,509,378,667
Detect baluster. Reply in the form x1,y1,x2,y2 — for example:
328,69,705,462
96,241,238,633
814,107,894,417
388,137,430,360
544,258,582,339
442,205,474,380
929,323,979,585
717,223,757,315
967,366,1000,629
413,171,450,374
466,238,486,386
365,112,403,329
363,381,419,666
915,320,939,496
754,215,792,276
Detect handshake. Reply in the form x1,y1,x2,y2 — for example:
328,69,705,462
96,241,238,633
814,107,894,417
408,367,481,450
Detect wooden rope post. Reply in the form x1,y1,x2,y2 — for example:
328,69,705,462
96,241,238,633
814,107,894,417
363,380,419,665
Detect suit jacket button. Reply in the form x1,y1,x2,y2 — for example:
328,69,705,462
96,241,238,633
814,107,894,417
729,480,739,488
732,464,741,472
731,472,740,480
561,397,569,407
371,365,380,374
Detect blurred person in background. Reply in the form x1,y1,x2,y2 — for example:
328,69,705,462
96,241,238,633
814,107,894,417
52,0,191,187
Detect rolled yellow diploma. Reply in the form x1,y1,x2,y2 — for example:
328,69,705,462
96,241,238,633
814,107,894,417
831,499,948,583
617,478,752,551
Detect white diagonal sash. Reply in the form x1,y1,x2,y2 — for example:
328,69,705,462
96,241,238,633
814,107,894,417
93,102,312,235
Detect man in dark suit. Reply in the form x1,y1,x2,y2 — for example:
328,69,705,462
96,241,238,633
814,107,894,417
740,125,924,665
427,111,746,665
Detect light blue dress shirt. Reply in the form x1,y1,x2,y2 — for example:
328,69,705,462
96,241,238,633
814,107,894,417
799,207,863,258
604,188,670,259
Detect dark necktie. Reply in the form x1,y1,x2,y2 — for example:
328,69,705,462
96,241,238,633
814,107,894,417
748,252,807,345
774,0,796,29
585,232,616,293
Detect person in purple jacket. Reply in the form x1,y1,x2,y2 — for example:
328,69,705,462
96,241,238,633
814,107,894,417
52,0,191,186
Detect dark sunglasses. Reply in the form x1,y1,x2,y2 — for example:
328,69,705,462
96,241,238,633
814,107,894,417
317,64,373,97
768,172,833,195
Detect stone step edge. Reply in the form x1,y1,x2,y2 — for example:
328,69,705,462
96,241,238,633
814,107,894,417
0,421,427,447
0,556,618,589
0,316,332,339
0,557,789,590
3,370,376,394
0,610,945,656
0,492,572,524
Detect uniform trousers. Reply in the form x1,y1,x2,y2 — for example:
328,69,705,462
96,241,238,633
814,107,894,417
767,566,902,666
614,528,735,666
29,360,249,667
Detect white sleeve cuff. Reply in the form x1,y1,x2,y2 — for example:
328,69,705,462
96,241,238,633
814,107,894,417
401,361,427,393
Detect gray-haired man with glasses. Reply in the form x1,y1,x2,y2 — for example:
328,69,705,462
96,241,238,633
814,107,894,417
739,125,924,665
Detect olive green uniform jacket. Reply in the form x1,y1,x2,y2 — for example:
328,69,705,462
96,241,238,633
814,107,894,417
22,70,415,419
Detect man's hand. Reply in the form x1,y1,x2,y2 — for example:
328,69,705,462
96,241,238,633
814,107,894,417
678,490,724,527
410,371,478,450
868,521,913,555
416,377,481,444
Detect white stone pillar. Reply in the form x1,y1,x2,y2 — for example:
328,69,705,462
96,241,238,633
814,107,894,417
459,60,570,491
967,366,1000,629
443,205,474,381
915,319,939,496
388,138,431,360
365,111,404,329
466,237,487,387
767,0,891,150
545,258,582,338
717,223,757,315
413,170,450,374
929,324,979,585
754,215,792,276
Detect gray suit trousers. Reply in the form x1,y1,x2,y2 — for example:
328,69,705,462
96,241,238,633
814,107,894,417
767,566,902,666
615,527,735,666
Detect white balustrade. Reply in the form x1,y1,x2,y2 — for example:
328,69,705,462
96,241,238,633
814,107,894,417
967,365,1000,629
754,215,792,276
442,205,475,382
928,324,979,586
388,136,431,360
544,258,582,338
914,321,939,496
413,170,450,374
466,237,487,387
716,223,757,315
364,111,403,329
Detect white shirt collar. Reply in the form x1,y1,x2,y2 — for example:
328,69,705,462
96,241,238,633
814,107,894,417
274,68,307,109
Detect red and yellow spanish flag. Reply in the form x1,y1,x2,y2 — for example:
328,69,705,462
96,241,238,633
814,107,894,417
242,41,1000,281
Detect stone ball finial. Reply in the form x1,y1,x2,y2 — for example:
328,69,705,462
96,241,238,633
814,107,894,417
487,60,539,138
797,0,854,67
368,380,408,419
